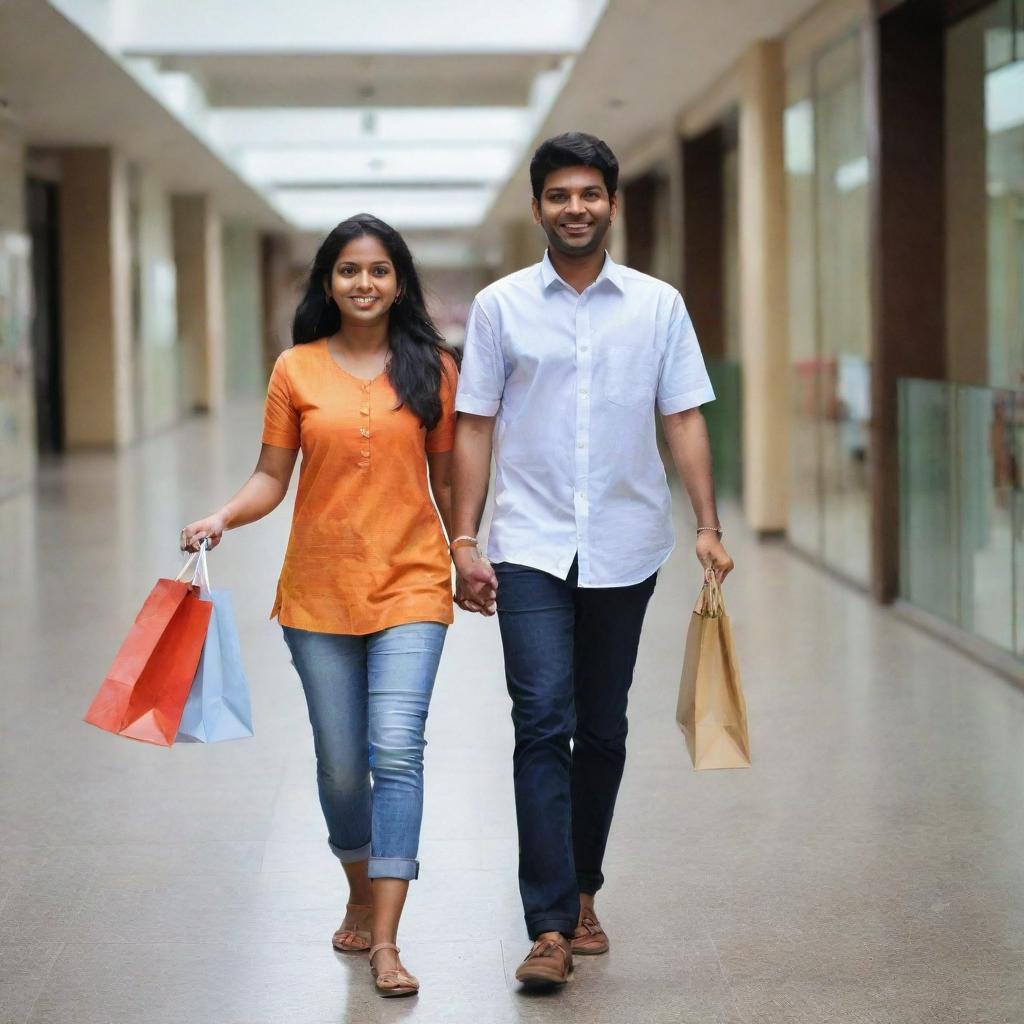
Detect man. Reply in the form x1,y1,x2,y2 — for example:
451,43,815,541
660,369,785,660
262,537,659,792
450,132,733,987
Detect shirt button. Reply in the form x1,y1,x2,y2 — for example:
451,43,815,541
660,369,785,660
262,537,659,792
358,460,369,468
580,389,589,399
577,441,585,449
360,406,369,416
360,449,370,457
360,428,370,438
581,345,589,352
362,383,370,392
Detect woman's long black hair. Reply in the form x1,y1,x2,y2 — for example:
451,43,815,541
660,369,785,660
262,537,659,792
292,213,458,430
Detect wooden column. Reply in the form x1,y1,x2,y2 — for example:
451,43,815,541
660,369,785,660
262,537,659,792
681,127,725,360
866,0,947,601
623,173,656,276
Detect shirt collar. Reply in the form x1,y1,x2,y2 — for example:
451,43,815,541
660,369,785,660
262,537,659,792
540,249,625,294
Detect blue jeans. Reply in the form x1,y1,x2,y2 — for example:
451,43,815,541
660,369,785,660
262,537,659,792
494,557,657,939
282,622,446,881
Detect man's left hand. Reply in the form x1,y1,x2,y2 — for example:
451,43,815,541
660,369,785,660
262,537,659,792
696,534,734,583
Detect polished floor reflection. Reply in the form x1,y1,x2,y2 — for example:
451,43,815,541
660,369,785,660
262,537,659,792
1,402,1023,1024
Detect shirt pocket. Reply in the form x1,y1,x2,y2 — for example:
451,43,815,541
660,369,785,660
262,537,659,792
602,333,659,407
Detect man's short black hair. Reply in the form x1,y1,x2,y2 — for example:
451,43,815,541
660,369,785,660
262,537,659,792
529,132,619,201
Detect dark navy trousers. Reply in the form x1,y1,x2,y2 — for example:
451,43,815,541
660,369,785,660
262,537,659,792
493,556,657,940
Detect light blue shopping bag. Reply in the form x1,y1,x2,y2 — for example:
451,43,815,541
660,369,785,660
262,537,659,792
176,543,254,744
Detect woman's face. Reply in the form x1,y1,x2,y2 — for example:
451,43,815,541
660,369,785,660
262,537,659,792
326,233,400,327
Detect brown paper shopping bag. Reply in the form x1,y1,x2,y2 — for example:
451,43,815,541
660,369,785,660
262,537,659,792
676,571,751,770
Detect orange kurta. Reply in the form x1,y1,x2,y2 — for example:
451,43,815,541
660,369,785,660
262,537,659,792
262,340,457,635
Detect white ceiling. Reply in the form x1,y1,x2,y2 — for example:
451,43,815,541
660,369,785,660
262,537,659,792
486,0,827,229
37,0,606,248
0,0,289,228
3,0,850,262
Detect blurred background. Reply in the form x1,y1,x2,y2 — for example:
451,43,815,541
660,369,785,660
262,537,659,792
1,4,1023,1022
0,0,1022,683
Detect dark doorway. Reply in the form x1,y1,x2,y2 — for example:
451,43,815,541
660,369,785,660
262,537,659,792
26,177,63,454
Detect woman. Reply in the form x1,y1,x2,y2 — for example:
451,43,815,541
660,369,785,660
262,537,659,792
181,214,460,998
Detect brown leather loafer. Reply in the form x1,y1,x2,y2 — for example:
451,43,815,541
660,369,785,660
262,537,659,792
571,907,609,956
515,935,573,986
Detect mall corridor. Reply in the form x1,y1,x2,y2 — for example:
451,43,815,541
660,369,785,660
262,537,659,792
1,402,1022,1024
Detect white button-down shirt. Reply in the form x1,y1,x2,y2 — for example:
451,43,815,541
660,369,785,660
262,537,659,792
456,251,715,587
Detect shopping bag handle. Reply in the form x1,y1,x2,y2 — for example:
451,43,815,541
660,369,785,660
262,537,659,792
701,568,725,618
175,539,212,594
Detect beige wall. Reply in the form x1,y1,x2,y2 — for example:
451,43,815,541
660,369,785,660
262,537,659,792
60,147,135,448
221,223,265,397
173,195,225,411
134,169,183,434
0,120,36,496
739,40,790,534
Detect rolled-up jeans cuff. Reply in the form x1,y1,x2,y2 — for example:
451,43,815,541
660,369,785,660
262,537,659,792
367,857,420,881
526,915,576,941
328,839,371,864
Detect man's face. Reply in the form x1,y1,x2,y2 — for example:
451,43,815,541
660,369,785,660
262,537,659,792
532,166,617,258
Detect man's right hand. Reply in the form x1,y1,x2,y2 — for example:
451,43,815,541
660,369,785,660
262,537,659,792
453,547,498,616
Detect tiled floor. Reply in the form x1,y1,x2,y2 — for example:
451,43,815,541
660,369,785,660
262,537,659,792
1,402,1022,1024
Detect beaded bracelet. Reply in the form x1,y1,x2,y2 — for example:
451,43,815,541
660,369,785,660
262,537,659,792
696,526,723,538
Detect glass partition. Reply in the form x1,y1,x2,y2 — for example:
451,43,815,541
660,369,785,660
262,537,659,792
704,359,742,500
898,379,957,622
946,0,1024,389
899,378,1024,656
785,29,871,585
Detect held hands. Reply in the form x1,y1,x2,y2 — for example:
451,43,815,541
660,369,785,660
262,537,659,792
697,533,734,584
452,546,498,616
180,512,227,553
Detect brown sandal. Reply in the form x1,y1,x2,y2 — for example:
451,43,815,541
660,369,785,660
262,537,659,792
369,942,419,998
331,903,372,953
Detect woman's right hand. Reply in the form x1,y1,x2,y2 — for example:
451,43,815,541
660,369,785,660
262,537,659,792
180,512,227,552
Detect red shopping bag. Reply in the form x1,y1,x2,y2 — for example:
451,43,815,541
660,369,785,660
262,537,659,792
84,565,213,747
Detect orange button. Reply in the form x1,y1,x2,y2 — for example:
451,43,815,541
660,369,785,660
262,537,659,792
360,406,369,416
359,428,370,438
358,460,369,468
360,449,370,457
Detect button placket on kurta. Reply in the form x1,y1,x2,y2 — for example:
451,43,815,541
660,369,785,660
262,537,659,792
359,381,371,469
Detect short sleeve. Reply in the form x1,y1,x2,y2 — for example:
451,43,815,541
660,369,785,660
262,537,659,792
426,352,458,453
262,352,301,449
454,298,504,416
657,293,716,415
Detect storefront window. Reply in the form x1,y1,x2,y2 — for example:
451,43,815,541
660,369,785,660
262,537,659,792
940,0,1024,655
785,30,871,585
